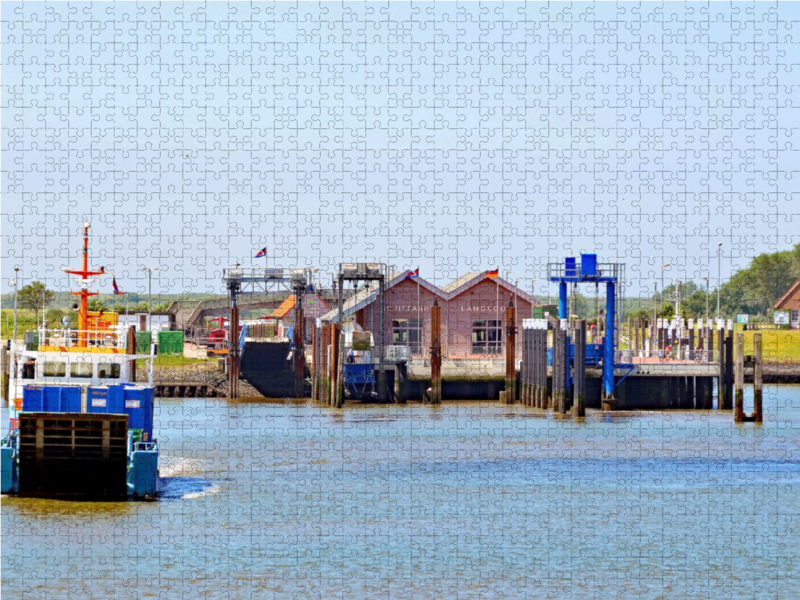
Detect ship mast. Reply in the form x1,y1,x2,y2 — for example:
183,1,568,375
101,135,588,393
64,221,106,347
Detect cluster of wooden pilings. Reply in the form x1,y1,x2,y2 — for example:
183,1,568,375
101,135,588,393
520,319,550,409
311,321,342,407
520,318,591,416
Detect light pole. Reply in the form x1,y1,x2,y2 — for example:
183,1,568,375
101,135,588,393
650,280,658,357
140,267,159,331
11,266,19,342
701,276,709,325
716,242,722,320
661,263,670,307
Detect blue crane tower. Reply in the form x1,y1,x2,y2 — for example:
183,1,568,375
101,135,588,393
548,254,626,401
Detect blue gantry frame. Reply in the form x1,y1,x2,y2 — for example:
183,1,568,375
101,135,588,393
548,254,625,399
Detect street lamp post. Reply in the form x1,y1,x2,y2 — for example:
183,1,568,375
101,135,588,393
12,266,19,342
701,276,709,324
140,267,159,331
651,280,658,357
661,263,670,307
716,242,723,320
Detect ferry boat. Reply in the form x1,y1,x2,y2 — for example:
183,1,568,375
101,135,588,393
1,222,158,497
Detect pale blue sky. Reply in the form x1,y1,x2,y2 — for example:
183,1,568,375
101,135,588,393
3,2,799,300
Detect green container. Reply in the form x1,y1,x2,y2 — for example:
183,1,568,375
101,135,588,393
157,331,184,355
135,331,152,354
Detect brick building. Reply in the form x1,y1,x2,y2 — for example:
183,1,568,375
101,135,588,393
774,279,800,329
322,271,534,358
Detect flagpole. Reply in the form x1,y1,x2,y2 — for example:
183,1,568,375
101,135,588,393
496,277,499,355
417,275,420,356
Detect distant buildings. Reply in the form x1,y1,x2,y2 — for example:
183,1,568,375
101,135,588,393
774,279,800,329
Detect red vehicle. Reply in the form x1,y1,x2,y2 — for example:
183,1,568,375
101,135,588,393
206,328,229,356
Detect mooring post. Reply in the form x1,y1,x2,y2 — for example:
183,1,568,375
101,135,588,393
430,299,442,405
551,323,560,411
505,298,516,404
754,331,763,423
127,325,137,383
229,304,240,399
573,319,586,418
734,332,744,422
378,276,389,403
717,323,725,409
320,323,329,403
522,323,529,405
724,325,734,410
331,322,340,407
293,286,306,399
540,322,548,409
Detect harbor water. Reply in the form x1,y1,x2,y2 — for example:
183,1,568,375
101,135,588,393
3,386,800,599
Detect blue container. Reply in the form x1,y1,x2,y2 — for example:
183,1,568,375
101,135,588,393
21,386,44,411
88,385,125,414
123,387,154,439
22,385,81,413
581,253,597,277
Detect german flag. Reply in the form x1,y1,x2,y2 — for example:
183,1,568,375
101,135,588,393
485,268,499,278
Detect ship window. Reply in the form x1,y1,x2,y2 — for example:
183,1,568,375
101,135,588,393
22,360,36,379
98,363,121,379
42,361,67,377
70,362,94,378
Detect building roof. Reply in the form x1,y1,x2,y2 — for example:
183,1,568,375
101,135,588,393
270,291,331,320
774,278,800,309
441,272,482,294
321,271,536,323
445,272,535,304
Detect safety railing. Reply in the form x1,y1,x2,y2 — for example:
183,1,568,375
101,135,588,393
33,328,128,350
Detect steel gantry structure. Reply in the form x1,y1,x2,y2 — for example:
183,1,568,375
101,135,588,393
222,266,318,399
336,263,389,404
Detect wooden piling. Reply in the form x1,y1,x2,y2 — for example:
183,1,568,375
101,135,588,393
430,300,442,405
505,300,516,404
537,324,544,408
717,326,725,409
724,329,733,410
331,323,341,407
734,332,744,422
754,331,763,423
573,319,586,418
127,325,137,383
555,322,567,413
229,306,240,399
522,325,530,405
550,325,559,410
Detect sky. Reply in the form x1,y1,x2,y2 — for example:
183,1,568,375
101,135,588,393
2,2,799,301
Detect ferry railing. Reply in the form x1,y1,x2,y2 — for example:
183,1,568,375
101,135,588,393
34,329,128,350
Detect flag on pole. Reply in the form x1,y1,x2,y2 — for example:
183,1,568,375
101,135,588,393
255,247,267,258
112,277,124,295
485,268,499,278
405,268,419,279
